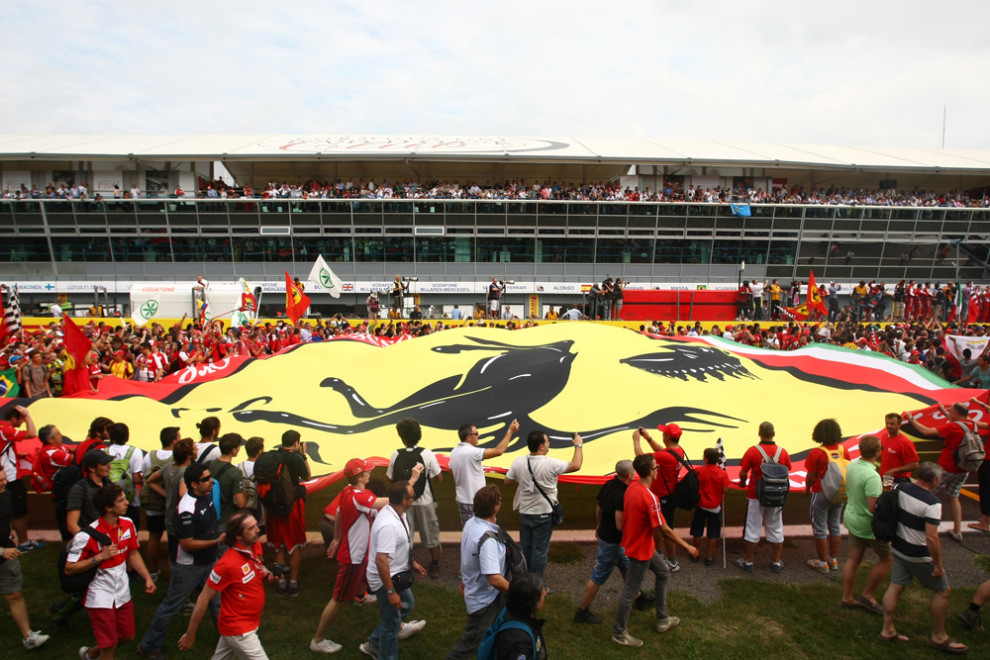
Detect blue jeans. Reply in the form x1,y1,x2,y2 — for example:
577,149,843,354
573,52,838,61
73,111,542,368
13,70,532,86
140,561,220,653
590,539,630,585
368,584,414,660
518,513,554,578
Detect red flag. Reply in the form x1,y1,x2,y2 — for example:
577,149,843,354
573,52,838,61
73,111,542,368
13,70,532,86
61,314,93,396
806,270,827,315
285,272,311,325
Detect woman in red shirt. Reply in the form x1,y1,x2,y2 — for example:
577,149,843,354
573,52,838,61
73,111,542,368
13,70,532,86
804,419,850,574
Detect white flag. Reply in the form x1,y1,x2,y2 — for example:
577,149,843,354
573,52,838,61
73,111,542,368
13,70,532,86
307,255,343,299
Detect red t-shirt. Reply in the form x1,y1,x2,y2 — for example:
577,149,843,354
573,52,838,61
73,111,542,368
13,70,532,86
875,429,920,477
37,445,73,488
649,446,684,499
739,443,792,500
935,421,973,474
804,445,850,492
208,541,266,636
621,481,665,561
696,464,730,510
334,485,378,565
74,438,107,466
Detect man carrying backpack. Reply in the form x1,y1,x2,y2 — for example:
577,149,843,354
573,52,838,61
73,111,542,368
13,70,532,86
904,401,989,542
386,418,443,579
66,450,112,536
105,422,144,527
263,429,310,596
736,421,792,573
208,433,246,529
34,424,73,539
447,485,512,659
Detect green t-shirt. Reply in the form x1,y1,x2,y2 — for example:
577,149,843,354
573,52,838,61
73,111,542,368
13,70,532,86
209,459,244,527
842,457,881,539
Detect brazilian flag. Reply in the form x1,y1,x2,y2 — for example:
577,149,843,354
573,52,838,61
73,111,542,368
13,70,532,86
0,367,18,397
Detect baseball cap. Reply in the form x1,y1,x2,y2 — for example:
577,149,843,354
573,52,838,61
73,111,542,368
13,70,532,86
344,458,370,477
83,450,112,467
657,423,683,440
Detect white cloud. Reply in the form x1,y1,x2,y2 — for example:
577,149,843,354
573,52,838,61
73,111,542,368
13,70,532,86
2,0,988,148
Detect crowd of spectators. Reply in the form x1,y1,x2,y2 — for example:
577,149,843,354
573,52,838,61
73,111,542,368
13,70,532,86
3,176,988,208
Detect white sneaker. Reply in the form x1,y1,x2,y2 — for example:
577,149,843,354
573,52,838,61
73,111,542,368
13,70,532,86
310,638,342,654
79,647,91,660
398,619,426,640
611,631,644,647
23,630,50,649
354,592,377,604
358,641,379,658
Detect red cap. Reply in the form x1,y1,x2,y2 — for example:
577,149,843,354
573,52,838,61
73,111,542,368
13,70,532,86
344,458,370,477
657,423,683,440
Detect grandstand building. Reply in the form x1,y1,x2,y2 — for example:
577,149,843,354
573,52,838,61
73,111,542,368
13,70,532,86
2,134,989,315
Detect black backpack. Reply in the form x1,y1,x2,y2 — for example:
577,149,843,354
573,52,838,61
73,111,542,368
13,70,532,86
392,447,430,500
479,527,528,581
52,464,83,505
871,488,900,543
254,450,301,517
666,449,700,510
754,444,790,508
58,526,113,593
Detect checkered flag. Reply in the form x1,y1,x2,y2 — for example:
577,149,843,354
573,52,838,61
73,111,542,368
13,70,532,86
715,437,727,471
0,284,22,341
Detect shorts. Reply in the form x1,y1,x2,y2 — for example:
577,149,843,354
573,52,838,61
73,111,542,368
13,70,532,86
659,498,675,529
266,500,307,553
488,299,499,312
88,600,136,649
744,498,784,545
690,508,722,539
891,555,949,592
7,479,27,517
850,534,891,557
146,512,166,534
809,491,844,539
332,561,368,602
936,470,967,498
407,503,440,549
589,539,630,585
0,555,23,594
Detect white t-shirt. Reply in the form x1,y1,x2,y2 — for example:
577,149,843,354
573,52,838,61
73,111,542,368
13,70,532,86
366,504,411,592
195,442,221,463
505,454,569,514
448,442,486,505
386,447,441,506
238,459,256,478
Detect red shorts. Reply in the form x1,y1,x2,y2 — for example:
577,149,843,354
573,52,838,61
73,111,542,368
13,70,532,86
88,600,135,649
266,499,307,552
332,561,368,602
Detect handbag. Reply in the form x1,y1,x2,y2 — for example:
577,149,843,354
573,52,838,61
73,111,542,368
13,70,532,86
527,457,564,526
390,569,415,592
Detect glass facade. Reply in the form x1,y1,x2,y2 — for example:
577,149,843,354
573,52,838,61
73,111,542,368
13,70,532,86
2,199,989,281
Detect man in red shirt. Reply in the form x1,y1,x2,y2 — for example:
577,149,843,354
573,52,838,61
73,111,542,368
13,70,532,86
0,405,38,550
66,484,156,660
905,401,989,542
611,452,697,648
633,423,686,571
875,413,919,484
309,458,403,654
179,512,271,658
736,421,792,572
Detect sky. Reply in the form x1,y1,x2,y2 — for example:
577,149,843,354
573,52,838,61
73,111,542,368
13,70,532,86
2,0,988,149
